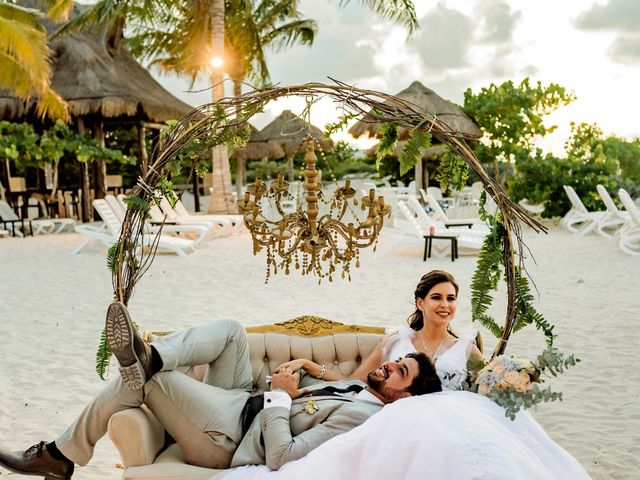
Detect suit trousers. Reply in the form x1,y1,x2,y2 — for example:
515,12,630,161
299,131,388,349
56,319,253,469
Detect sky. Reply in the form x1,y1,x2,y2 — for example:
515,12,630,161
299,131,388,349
155,0,640,154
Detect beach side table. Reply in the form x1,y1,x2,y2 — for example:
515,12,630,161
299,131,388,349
423,234,459,262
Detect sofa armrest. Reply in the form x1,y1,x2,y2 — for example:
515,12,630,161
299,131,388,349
107,407,165,467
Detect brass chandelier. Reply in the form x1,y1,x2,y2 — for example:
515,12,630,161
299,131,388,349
237,137,392,282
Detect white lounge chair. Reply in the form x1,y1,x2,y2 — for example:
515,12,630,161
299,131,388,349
106,195,211,244
617,189,640,256
595,185,629,239
561,185,605,235
72,199,197,256
0,200,57,236
426,186,456,208
387,198,486,254
421,194,489,232
157,198,235,237
172,198,244,234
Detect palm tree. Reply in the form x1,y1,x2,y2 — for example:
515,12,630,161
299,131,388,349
0,0,71,121
57,0,418,213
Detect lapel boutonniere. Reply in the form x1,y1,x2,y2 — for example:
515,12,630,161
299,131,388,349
292,399,319,417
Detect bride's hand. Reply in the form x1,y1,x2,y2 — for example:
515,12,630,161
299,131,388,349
274,358,310,373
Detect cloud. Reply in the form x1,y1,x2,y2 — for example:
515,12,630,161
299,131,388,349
266,40,378,85
478,0,521,43
575,0,640,32
575,0,640,64
410,4,474,71
609,34,640,64
263,2,381,85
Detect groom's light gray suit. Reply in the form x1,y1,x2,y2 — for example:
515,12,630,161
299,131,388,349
54,319,382,471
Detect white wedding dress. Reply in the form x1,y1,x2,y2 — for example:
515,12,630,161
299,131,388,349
220,328,591,480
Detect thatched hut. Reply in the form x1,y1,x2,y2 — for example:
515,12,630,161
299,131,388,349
350,81,480,193
260,110,333,182
349,81,481,140
232,124,285,195
0,2,192,220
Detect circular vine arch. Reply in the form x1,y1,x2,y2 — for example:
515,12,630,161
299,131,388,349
110,82,548,361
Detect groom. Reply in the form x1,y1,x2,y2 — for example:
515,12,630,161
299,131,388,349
0,302,442,479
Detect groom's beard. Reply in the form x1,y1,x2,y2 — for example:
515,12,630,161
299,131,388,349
366,372,405,403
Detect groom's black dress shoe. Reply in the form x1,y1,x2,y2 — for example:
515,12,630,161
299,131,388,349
0,441,74,479
105,301,154,390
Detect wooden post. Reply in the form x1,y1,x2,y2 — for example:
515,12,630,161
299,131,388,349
287,153,294,183
138,123,148,176
192,160,201,212
93,120,107,200
77,118,93,222
0,158,12,202
56,190,66,218
414,158,423,197
235,156,245,199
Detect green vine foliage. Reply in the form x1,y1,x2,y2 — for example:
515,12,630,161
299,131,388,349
96,327,112,380
512,267,555,345
398,129,431,175
470,192,558,348
122,195,150,214
375,123,398,170
436,147,469,192
324,112,359,138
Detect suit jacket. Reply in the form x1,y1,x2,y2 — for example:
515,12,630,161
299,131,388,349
230,379,382,469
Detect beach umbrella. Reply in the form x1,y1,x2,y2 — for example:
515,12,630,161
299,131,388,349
232,124,285,195
260,110,333,182
349,81,481,141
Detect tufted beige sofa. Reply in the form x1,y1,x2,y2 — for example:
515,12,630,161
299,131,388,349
106,316,386,480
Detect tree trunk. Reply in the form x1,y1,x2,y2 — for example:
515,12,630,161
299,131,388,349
233,78,245,199
93,121,107,200
138,124,149,176
0,159,11,202
207,0,237,214
77,118,93,222
414,158,423,196
287,153,294,183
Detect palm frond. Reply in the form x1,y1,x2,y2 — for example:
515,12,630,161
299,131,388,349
261,19,317,52
45,0,73,22
338,0,418,34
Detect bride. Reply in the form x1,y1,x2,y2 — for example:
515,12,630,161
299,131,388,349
221,271,591,479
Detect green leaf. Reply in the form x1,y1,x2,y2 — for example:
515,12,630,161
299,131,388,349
398,129,431,176
106,243,119,273
95,327,112,380
375,123,398,170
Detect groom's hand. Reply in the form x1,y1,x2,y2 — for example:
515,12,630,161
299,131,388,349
271,367,307,399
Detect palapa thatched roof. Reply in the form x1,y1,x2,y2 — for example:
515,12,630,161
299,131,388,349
349,81,481,140
233,124,285,161
0,3,192,123
260,110,333,155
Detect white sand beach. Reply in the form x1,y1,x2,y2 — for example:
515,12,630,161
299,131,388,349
0,223,639,479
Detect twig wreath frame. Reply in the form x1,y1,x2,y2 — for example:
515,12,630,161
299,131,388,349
102,80,558,375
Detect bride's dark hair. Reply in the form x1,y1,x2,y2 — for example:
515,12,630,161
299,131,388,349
408,270,459,333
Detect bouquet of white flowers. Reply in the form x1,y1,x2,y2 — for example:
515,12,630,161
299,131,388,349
467,347,579,420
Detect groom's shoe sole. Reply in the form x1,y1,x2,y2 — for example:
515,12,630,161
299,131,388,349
105,302,146,390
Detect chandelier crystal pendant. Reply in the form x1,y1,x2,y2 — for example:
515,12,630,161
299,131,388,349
237,137,392,282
